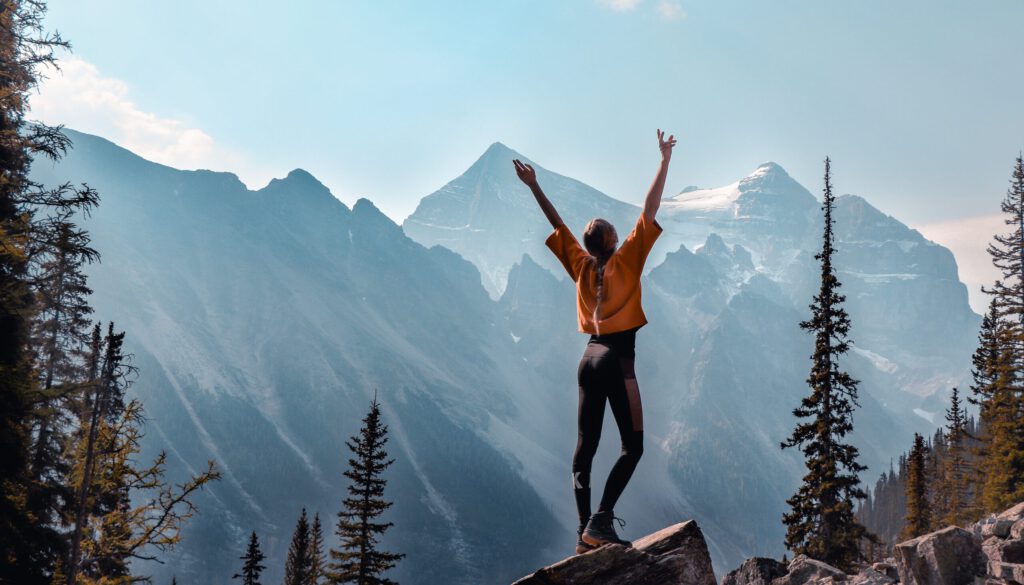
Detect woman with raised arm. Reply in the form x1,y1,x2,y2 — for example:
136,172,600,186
513,129,677,554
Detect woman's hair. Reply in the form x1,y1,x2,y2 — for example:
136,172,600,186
583,218,618,335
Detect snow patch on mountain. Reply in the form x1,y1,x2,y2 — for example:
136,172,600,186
852,346,899,374
668,181,742,212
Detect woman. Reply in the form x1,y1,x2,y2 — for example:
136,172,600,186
513,129,676,554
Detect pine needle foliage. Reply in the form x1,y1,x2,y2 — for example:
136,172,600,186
327,394,403,585
901,433,931,540
780,158,872,571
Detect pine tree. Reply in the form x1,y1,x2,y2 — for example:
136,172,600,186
23,221,99,577
28,220,98,478
328,394,404,585
975,155,1024,512
285,508,314,585
65,324,219,585
310,513,326,585
941,388,970,526
0,2,99,582
67,322,126,585
927,429,946,524
780,157,872,571
968,299,1002,515
901,433,931,539
233,531,266,585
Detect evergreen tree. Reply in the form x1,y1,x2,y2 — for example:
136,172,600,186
901,433,931,539
780,157,872,571
28,220,98,477
328,394,404,585
941,388,970,526
968,299,1002,515
23,221,99,579
0,2,99,582
285,508,314,585
975,155,1024,512
310,513,326,585
66,324,219,585
233,532,266,585
986,154,1024,335
927,429,946,523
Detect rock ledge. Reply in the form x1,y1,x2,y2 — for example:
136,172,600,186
512,520,716,585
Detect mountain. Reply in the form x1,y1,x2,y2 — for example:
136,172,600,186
33,130,980,583
407,150,980,564
32,130,567,585
402,142,639,298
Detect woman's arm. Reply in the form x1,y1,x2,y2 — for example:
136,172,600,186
642,129,678,221
514,159,564,228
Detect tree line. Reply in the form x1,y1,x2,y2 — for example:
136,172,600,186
855,388,981,557
782,153,1024,569
856,157,1024,554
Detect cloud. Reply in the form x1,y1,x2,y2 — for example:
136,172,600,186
915,213,1003,314
598,0,642,12
657,0,685,20
30,56,269,188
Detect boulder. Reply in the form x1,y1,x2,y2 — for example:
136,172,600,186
848,568,895,585
982,520,1016,540
894,526,986,585
771,555,846,585
870,562,899,582
512,520,716,585
722,557,788,585
997,503,1024,523
987,561,1024,583
983,536,1024,564
1011,519,1024,541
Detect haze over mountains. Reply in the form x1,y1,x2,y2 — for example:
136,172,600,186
32,130,979,584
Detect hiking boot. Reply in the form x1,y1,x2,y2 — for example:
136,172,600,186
582,510,631,547
575,526,596,554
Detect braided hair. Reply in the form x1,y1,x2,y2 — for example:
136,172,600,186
583,218,618,336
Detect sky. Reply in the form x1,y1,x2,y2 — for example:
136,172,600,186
31,0,1024,312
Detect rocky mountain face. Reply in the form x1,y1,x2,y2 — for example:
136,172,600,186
34,131,565,585
35,130,981,583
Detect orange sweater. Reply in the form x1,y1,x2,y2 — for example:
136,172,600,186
545,214,663,335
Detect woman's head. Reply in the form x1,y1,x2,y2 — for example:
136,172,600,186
583,218,618,259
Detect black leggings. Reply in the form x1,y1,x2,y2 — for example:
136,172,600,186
572,337,644,527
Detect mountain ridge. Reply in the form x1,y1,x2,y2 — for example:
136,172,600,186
33,128,980,583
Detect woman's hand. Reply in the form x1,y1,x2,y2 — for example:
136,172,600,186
516,158,564,227
658,129,677,162
513,159,538,187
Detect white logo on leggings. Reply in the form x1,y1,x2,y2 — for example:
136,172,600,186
573,472,583,489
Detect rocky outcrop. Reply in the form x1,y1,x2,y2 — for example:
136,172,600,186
972,502,1024,585
722,557,788,585
512,520,716,585
770,555,847,585
720,502,1024,585
848,567,896,585
894,526,986,585
517,502,1024,585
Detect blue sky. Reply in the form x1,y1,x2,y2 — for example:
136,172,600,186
33,0,1024,310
